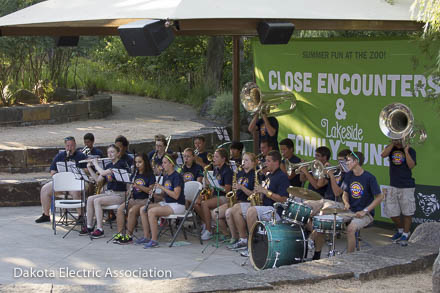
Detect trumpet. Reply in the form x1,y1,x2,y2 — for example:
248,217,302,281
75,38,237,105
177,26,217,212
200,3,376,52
292,160,325,179
282,157,295,176
78,157,110,163
323,165,342,178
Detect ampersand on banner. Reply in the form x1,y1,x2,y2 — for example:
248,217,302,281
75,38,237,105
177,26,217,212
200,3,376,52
335,98,347,120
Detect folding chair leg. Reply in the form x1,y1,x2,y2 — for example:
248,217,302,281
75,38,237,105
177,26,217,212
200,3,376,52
168,219,174,237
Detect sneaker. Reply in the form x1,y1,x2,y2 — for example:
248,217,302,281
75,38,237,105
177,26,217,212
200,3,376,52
229,238,238,245
240,249,249,257
201,230,212,241
228,239,248,250
112,233,123,243
91,229,104,239
159,218,167,227
135,237,150,245
399,235,409,247
391,232,403,242
79,226,93,236
201,224,206,234
143,240,159,248
35,214,50,223
308,239,315,250
118,235,133,245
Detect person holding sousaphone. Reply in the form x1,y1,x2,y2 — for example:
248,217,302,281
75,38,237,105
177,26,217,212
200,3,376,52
241,150,290,257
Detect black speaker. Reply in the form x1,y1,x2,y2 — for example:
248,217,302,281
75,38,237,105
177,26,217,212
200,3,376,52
55,36,79,47
118,20,175,56
257,22,295,45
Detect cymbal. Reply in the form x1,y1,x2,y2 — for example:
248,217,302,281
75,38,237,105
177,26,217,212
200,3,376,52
321,207,350,215
287,187,322,201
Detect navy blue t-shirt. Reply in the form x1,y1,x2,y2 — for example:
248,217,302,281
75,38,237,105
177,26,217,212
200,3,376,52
236,169,255,202
308,179,327,197
197,152,210,166
389,147,416,188
324,172,345,201
256,116,279,150
343,170,381,216
50,150,87,172
213,164,233,197
285,155,301,187
90,147,104,158
105,160,130,192
181,163,203,182
148,150,173,167
131,173,156,200
162,171,185,205
262,168,290,216
120,152,134,168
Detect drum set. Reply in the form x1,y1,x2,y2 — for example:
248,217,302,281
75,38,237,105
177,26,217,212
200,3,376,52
249,187,352,270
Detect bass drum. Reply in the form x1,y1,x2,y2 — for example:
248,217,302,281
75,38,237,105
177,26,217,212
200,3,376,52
249,221,306,270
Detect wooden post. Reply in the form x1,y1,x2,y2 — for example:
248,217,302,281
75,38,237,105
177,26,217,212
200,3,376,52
232,36,240,142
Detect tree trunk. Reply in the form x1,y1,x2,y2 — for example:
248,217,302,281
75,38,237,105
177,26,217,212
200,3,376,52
205,36,225,92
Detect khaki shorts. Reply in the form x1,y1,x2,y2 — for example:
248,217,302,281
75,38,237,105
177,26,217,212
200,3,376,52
384,186,416,217
254,206,281,222
348,213,374,230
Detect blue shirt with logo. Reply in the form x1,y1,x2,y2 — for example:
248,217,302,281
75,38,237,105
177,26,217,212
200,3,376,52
162,171,185,205
236,169,255,202
131,173,156,200
389,146,416,188
213,164,233,197
181,163,203,182
256,116,279,150
343,170,381,216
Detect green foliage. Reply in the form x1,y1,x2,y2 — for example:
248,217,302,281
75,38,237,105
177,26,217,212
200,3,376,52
208,91,249,123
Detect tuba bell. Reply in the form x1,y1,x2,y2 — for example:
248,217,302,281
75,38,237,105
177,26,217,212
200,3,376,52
292,160,325,179
379,103,427,145
240,82,297,117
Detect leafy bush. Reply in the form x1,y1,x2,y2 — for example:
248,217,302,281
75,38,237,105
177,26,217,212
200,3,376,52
208,91,250,123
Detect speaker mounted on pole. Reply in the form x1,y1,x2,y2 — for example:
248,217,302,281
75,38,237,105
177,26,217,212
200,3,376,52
55,36,79,47
257,21,295,45
118,19,175,56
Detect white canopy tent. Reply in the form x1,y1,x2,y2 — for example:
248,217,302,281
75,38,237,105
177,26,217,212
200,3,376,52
0,0,423,141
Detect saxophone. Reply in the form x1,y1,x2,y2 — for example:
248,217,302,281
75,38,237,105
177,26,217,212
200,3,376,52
225,171,237,208
200,162,213,201
248,168,263,206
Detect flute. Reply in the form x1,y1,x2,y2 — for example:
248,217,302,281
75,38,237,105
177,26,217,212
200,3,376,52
78,157,110,163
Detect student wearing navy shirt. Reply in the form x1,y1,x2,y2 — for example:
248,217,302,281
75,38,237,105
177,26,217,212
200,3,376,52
229,141,244,170
181,148,203,183
80,132,104,158
193,135,210,168
148,134,173,175
85,144,130,238
248,112,279,151
279,138,302,187
381,139,417,245
139,154,185,248
111,153,156,244
115,135,134,168
35,136,87,224
199,148,233,241
299,146,331,198
226,152,257,250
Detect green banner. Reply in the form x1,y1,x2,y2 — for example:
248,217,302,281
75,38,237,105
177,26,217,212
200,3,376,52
253,38,440,224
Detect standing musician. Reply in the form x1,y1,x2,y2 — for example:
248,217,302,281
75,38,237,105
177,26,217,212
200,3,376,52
225,152,256,250
35,136,87,223
248,112,279,151
197,148,233,241
279,138,302,187
300,146,331,197
312,151,383,259
138,154,185,248
193,135,210,168
148,134,173,175
381,139,416,246
229,141,244,168
81,144,130,238
112,153,156,244
80,133,104,158
241,150,290,257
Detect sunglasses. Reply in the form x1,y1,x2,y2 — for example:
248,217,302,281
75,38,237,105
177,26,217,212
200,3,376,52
351,151,360,161
64,136,75,142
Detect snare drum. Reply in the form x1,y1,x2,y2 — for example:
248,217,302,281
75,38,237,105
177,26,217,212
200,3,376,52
282,199,312,226
312,215,344,233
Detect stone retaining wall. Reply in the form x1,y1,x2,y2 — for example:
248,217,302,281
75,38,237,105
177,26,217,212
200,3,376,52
0,94,112,127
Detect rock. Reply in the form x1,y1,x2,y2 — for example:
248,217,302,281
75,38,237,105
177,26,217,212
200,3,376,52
14,89,39,104
409,222,440,247
52,87,80,102
434,249,440,293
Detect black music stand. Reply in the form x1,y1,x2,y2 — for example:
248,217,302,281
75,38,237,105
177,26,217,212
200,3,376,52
63,165,91,239
106,168,133,243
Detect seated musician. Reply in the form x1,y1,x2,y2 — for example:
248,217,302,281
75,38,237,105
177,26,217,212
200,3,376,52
225,152,256,249
241,150,290,257
279,138,302,187
229,141,244,169
80,132,104,158
196,148,233,241
35,136,87,223
181,148,203,208
312,151,384,259
148,134,172,176
81,144,130,238
115,135,134,168
193,135,210,168
112,153,156,244
257,138,273,176
138,154,185,248
299,146,331,198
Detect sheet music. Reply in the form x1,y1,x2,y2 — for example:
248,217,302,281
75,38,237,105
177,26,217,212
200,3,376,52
206,170,224,191
215,127,230,142
176,153,183,166
112,168,131,183
230,161,238,173
56,161,76,173
69,165,89,181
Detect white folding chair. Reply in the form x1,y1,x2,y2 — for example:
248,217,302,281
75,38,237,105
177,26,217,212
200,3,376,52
51,172,85,236
159,181,203,247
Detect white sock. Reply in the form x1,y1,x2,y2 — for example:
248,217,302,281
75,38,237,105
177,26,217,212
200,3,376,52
398,228,403,233
240,238,248,243
402,232,409,238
